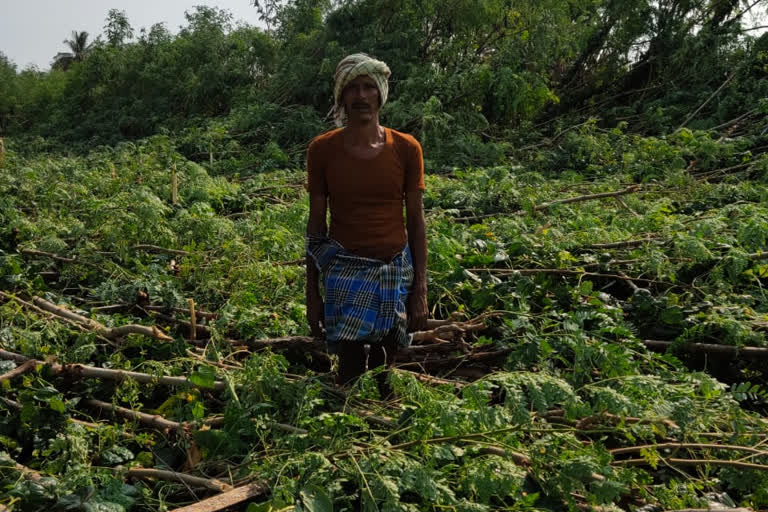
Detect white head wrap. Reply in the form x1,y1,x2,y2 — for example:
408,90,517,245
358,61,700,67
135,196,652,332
332,53,391,127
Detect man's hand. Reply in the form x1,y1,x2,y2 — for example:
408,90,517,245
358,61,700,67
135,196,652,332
307,292,325,337
407,285,428,332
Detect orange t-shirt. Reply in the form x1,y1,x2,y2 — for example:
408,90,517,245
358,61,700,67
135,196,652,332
307,127,425,261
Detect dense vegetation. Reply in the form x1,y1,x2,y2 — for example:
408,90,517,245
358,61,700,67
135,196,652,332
2,0,768,511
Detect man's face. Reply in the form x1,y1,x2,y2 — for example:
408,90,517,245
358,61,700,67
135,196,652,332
342,75,380,123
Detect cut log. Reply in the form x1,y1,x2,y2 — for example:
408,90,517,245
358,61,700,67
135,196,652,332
643,340,768,360
0,360,36,382
168,482,269,512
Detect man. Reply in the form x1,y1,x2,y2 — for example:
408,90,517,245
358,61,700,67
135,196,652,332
305,53,428,386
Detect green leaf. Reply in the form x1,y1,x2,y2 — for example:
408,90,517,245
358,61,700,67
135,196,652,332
189,365,217,389
297,484,333,512
49,397,66,413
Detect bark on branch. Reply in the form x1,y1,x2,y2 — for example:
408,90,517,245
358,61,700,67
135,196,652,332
168,482,269,512
643,340,768,360
614,457,768,471
455,186,643,222
610,442,768,457
133,244,190,256
85,399,183,433
0,348,227,391
31,296,173,342
122,467,232,492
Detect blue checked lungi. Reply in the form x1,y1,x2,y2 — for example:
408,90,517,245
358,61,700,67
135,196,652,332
306,236,413,354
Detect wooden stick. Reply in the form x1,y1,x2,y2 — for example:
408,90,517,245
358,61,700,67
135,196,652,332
133,244,189,256
143,305,217,320
171,163,179,205
643,340,768,360
588,237,660,249
149,311,212,339
85,399,182,432
534,185,642,211
454,186,643,222
475,268,675,286
168,482,269,512
0,360,36,382
20,248,76,263
677,72,737,132
188,298,197,341
393,369,467,388
273,258,305,266
0,349,227,391
124,467,232,492
0,455,42,482
614,457,768,471
610,442,768,457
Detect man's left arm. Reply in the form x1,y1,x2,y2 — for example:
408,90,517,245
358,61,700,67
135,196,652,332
406,189,428,332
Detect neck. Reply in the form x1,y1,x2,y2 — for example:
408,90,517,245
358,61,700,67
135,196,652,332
344,116,383,145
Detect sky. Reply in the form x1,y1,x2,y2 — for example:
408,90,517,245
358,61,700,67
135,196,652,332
0,1,264,70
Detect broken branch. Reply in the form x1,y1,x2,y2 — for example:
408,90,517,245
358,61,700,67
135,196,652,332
0,348,227,391
168,482,269,512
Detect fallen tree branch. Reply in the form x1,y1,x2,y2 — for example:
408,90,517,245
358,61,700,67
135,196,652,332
32,296,173,342
0,360,36,382
0,454,43,482
588,237,660,249
454,186,643,222
143,305,218,320
474,268,676,287
535,185,642,211
643,340,768,360
122,467,232,492
610,442,768,457
133,244,190,256
0,349,227,391
576,412,678,430
614,457,768,471
20,248,76,263
168,482,269,512
85,399,182,433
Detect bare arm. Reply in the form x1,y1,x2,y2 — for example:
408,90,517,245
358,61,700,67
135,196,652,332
406,189,428,331
306,192,327,336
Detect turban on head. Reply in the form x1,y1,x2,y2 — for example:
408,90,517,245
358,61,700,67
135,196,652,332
333,53,391,127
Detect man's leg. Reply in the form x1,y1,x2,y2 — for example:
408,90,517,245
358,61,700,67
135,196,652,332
367,331,399,398
336,340,366,386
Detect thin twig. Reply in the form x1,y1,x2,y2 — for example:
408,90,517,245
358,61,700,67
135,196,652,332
133,244,190,256
611,442,768,457
615,457,768,471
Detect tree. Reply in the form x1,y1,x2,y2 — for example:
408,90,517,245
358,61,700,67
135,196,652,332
104,9,134,46
52,30,93,70
0,52,18,135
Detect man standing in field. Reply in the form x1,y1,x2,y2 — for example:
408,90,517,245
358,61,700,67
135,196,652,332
305,53,428,387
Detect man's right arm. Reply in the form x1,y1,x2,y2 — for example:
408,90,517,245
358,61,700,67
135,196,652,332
306,136,328,337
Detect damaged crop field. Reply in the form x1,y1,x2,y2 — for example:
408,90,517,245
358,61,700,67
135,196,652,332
2,125,768,511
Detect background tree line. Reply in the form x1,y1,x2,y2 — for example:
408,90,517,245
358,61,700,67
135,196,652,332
0,0,766,169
